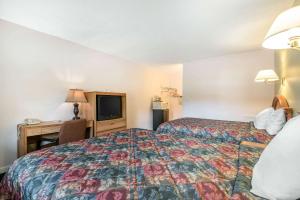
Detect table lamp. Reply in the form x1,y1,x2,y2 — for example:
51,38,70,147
65,89,87,120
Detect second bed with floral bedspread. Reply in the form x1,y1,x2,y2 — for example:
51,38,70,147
157,118,272,144
1,128,264,199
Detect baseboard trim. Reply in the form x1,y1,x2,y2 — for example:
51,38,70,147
0,165,9,174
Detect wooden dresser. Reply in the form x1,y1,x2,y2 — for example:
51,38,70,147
85,91,127,137
17,120,93,157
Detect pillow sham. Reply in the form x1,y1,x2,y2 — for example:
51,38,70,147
254,107,274,129
251,115,300,200
265,108,286,135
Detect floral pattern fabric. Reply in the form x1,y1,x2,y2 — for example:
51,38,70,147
157,118,272,144
1,129,264,200
232,145,266,200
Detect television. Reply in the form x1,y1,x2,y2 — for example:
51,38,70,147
96,95,122,121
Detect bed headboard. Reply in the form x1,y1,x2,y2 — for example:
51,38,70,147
272,95,293,120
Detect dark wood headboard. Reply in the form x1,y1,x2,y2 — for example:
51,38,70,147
272,95,293,120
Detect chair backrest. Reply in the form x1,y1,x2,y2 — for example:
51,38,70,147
59,119,87,145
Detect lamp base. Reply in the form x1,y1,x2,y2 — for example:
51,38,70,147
73,103,80,120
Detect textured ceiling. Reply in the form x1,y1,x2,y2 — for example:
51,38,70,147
0,0,293,64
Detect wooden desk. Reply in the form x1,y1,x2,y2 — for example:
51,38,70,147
17,120,93,157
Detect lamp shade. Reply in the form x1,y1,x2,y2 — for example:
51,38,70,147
263,5,300,49
65,89,87,103
255,70,279,83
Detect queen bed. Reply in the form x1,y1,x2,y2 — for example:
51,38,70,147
1,129,265,200
0,96,292,200
157,96,292,145
157,118,272,144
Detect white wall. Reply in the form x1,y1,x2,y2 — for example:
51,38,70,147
0,20,182,170
156,64,183,120
183,50,275,122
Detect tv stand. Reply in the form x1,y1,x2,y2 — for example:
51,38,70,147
85,92,127,137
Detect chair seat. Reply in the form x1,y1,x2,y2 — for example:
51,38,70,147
40,140,57,146
39,133,59,149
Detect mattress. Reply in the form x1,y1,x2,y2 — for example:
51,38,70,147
1,128,264,200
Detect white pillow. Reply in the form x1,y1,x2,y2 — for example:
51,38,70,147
254,107,274,129
251,115,300,200
265,108,286,135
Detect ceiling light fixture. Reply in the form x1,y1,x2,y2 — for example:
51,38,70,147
263,0,300,50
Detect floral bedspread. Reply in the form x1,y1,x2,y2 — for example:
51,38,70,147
157,118,272,144
1,128,264,200
232,145,265,200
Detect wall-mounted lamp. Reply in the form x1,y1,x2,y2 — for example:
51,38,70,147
255,69,279,83
161,87,182,105
263,0,300,50
161,87,182,98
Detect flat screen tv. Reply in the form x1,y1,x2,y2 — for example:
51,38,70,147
96,95,122,121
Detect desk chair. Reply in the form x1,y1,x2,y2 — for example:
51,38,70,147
39,119,87,148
